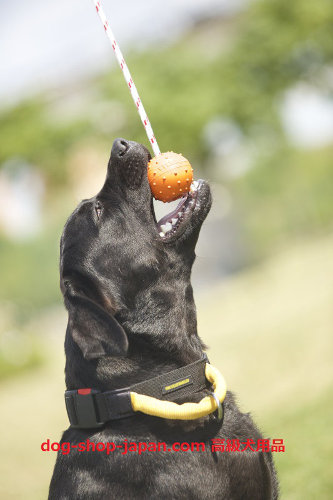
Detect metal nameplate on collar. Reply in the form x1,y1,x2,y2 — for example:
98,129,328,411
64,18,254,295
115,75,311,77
65,389,104,429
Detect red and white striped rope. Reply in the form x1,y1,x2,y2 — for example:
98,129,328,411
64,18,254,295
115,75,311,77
92,0,160,156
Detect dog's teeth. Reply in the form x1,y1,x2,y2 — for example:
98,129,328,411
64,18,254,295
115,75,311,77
178,212,182,217
159,232,165,238
161,222,172,233
171,218,178,226
190,180,199,193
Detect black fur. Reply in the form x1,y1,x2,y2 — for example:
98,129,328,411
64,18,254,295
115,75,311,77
49,138,278,499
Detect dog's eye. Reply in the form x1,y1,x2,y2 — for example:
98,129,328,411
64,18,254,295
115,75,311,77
63,280,73,293
95,201,102,220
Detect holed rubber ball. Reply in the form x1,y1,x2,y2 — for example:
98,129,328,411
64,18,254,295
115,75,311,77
148,152,193,202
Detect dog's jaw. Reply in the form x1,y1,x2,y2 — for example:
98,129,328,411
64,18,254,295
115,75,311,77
155,179,212,243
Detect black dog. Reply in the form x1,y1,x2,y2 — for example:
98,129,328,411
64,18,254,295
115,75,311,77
49,138,278,499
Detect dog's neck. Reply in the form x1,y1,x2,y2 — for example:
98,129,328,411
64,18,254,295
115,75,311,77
65,277,204,391
99,306,203,392
119,264,204,358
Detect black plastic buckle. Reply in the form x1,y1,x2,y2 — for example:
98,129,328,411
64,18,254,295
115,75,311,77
65,389,105,429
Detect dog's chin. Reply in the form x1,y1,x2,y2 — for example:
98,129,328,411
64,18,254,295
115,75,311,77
152,180,212,243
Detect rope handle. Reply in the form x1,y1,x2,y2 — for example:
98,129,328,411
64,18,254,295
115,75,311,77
130,363,227,421
91,0,160,156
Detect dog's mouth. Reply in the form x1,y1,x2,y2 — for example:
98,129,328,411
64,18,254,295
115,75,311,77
152,179,205,242
109,139,210,243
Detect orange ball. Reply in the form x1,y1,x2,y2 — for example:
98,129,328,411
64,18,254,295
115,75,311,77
147,152,193,202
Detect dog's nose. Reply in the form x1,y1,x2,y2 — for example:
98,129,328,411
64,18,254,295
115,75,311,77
112,138,129,158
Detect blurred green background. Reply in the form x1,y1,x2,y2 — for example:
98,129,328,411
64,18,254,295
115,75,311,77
0,0,332,498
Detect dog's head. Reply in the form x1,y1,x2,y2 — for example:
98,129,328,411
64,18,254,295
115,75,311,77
60,138,211,363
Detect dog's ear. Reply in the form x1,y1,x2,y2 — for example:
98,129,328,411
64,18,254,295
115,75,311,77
65,290,128,360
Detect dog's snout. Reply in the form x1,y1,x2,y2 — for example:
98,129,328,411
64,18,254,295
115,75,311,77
104,138,152,194
112,138,129,158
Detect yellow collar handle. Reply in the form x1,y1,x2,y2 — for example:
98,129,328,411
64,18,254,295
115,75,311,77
130,363,227,421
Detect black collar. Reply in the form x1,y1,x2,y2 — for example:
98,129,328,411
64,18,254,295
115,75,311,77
65,354,210,429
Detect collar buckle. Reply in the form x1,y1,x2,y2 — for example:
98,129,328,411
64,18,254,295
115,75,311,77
65,389,105,429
